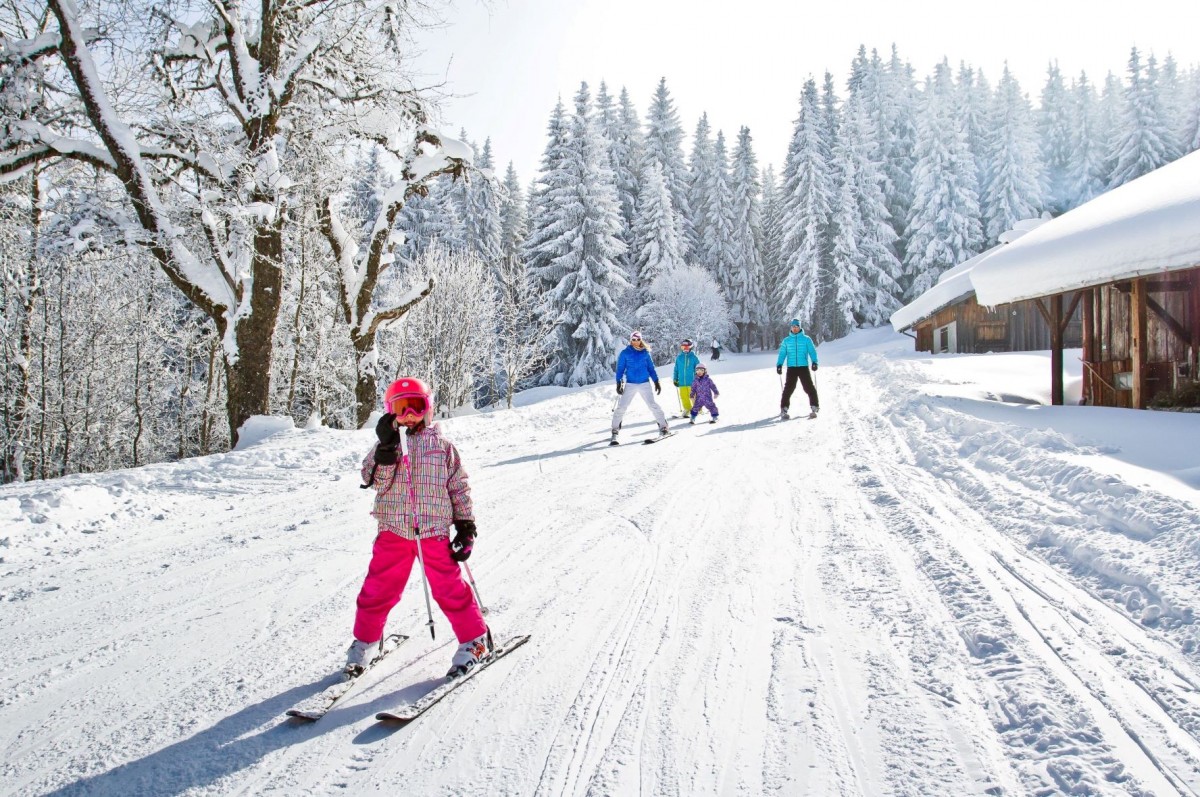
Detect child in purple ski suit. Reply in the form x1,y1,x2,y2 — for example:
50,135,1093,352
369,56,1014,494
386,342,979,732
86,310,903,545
688,363,720,424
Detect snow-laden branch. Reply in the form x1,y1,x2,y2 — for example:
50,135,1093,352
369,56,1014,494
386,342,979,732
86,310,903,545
0,27,100,62
136,145,226,183
1,121,117,176
270,33,321,105
48,0,236,325
320,127,471,340
367,277,435,337
317,194,362,321
215,0,270,119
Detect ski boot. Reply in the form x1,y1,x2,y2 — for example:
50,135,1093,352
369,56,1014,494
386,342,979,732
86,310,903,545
344,639,381,676
447,630,492,678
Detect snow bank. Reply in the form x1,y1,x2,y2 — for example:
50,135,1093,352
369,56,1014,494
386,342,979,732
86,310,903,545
233,415,296,450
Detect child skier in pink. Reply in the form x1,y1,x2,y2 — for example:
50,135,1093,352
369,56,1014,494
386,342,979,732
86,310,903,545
689,363,720,424
349,377,489,678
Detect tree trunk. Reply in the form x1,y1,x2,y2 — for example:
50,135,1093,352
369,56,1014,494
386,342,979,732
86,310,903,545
6,171,41,482
223,219,285,444
353,332,377,429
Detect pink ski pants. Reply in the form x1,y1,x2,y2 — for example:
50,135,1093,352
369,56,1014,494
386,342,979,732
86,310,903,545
353,531,486,644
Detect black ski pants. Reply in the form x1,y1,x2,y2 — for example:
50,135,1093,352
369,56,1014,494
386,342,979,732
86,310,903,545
781,366,819,411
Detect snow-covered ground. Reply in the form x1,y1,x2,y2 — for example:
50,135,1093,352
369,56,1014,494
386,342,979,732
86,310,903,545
3,328,1200,796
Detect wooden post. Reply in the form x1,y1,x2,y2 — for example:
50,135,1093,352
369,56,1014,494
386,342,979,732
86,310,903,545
1080,289,1094,404
1050,293,1064,405
1131,277,1148,409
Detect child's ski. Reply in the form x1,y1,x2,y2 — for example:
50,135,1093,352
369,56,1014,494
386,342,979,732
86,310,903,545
375,635,531,725
286,633,409,721
642,431,676,444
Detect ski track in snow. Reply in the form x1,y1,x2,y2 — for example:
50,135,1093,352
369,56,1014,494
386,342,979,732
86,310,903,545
2,339,1199,796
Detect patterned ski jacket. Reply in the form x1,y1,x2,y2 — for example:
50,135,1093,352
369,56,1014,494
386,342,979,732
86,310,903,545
690,373,719,404
615,345,660,385
672,350,700,387
776,331,819,368
361,423,472,540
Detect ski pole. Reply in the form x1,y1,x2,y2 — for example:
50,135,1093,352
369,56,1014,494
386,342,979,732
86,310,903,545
460,561,489,616
400,432,436,640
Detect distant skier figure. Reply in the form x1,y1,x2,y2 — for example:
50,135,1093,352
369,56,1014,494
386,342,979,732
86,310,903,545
776,319,819,420
611,331,668,444
352,377,490,678
689,363,720,424
672,338,700,418
711,338,721,360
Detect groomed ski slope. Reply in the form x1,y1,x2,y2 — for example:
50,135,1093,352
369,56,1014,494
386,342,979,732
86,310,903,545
3,328,1200,796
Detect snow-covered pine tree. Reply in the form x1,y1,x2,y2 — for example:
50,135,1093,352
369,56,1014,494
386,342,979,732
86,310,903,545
828,143,864,340
839,95,903,326
728,127,767,350
759,165,788,342
499,163,527,266
1096,72,1125,183
526,84,629,386
523,99,574,381
1066,72,1108,208
882,46,919,262
347,146,393,230
463,139,503,268
643,78,693,259
1039,63,1074,214
903,60,983,301
688,113,716,269
631,162,685,304
778,78,835,333
613,88,646,235
1109,48,1182,188
595,82,640,270
1182,71,1200,154
1158,55,1185,150
701,131,737,306
957,63,992,199
394,176,465,271
981,65,1044,245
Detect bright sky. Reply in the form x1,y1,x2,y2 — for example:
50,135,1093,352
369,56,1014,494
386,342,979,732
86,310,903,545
413,0,1200,182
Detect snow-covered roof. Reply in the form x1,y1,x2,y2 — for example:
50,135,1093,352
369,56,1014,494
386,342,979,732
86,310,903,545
890,247,998,332
973,151,1200,306
890,216,1052,332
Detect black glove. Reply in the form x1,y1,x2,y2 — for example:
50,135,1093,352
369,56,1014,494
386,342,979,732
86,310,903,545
374,413,400,465
776,365,782,375
616,382,624,395
449,519,476,561
672,379,678,387
653,380,661,395
812,363,818,372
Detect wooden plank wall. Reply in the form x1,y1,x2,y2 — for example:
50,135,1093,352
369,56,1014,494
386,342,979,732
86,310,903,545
912,296,1083,355
1081,266,1200,407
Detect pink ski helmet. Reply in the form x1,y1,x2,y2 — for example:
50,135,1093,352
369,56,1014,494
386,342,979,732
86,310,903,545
384,377,434,424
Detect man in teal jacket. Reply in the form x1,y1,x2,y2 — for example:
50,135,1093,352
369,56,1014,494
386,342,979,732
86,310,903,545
775,319,819,420
671,339,700,417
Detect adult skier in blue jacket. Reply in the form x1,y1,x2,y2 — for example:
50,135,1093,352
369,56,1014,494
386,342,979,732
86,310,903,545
775,319,820,420
611,331,669,444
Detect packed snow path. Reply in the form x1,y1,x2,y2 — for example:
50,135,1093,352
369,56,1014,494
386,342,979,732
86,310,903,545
4,332,1200,796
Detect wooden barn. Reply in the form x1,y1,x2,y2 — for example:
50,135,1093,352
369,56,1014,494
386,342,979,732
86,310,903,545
891,224,1083,356
973,151,1200,409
